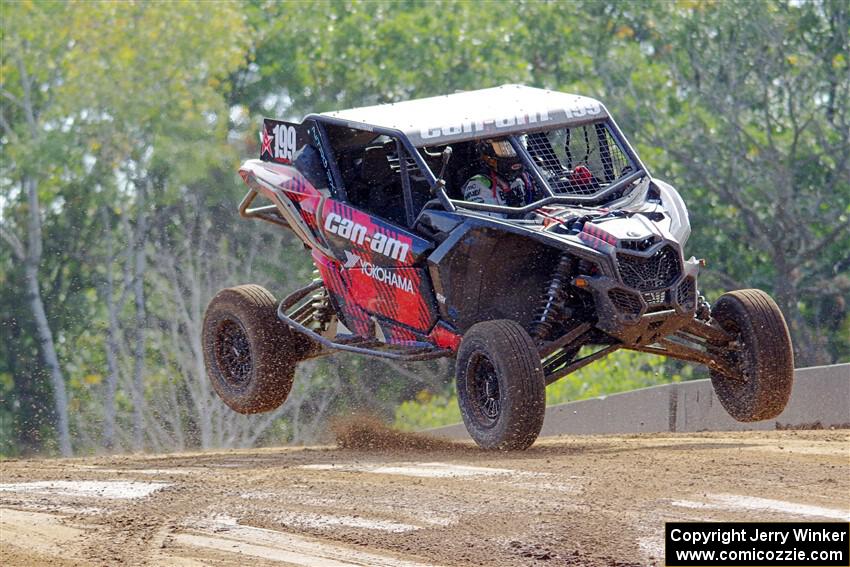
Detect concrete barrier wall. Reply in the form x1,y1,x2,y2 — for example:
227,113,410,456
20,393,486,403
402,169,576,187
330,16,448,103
428,363,850,440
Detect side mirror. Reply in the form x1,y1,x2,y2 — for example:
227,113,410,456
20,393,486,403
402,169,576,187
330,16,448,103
438,146,453,179
433,146,453,194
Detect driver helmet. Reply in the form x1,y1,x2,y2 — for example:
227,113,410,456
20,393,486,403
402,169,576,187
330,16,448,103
479,139,524,180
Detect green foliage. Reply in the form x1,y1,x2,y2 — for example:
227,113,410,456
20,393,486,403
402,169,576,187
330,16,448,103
395,391,461,432
395,351,697,431
544,350,693,405
648,0,850,365
1,0,251,455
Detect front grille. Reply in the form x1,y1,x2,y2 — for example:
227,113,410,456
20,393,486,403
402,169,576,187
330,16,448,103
642,290,667,305
609,289,642,316
677,276,696,309
617,245,681,291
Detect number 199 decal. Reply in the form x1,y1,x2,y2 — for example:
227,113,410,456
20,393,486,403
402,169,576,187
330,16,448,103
273,124,297,161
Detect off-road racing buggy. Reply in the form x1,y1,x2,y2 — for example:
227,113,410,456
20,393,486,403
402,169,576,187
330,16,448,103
203,85,794,450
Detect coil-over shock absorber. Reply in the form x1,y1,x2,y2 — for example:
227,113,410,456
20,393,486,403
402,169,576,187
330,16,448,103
307,268,335,335
529,253,574,342
291,270,335,336
309,286,335,334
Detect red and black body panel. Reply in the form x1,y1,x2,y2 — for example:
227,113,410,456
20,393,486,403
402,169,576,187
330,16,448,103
253,118,449,348
315,200,439,343
242,161,442,345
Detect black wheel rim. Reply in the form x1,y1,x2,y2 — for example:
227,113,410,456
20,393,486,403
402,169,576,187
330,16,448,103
466,352,501,428
215,319,252,388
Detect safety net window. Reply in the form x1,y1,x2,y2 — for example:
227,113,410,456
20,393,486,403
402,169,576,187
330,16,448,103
521,122,634,197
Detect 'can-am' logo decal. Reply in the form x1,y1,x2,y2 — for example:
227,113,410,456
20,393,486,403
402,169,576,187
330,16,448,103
343,251,414,293
324,212,410,262
419,103,602,140
420,110,552,140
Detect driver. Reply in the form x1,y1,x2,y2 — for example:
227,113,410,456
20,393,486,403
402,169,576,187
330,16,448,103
462,139,533,208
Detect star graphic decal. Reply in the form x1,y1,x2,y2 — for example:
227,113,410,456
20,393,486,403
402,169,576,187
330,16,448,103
261,128,272,157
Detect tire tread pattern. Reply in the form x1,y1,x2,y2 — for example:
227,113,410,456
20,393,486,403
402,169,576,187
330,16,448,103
456,319,546,450
710,289,794,422
203,284,300,414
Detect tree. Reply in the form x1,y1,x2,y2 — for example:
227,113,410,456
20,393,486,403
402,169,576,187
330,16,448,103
1,2,77,455
1,0,249,454
640,0,850,364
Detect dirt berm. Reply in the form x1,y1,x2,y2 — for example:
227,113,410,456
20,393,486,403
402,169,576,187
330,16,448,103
1,424,848,566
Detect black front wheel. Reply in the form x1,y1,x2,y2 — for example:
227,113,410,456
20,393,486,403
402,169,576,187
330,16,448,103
708,289,794,422
456,320,546,450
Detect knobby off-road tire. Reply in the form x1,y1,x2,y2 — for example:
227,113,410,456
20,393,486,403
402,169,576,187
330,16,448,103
708,289,794,422
203,285,308,414
456,320,546,450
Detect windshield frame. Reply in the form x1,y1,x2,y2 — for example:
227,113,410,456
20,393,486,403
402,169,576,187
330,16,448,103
308,112,650,218
439,114,650,214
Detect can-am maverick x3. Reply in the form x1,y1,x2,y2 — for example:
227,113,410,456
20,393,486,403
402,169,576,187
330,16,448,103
203,85,794,449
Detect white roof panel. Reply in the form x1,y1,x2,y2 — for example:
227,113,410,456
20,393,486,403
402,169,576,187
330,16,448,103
319,84,608,147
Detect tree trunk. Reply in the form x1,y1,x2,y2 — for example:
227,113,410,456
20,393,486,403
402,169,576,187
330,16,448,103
101,208,121,451
131,182,149,451
5,314,51,454
23,175,72,457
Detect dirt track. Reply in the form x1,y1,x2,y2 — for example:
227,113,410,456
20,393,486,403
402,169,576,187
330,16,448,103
1,429,848,566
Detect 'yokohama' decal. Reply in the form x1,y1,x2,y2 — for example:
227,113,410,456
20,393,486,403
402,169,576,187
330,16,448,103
343,251,414,293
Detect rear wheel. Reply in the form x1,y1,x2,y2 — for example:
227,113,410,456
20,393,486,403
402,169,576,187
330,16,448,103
203,285,309,414
456,320,546,450
708,289,794,422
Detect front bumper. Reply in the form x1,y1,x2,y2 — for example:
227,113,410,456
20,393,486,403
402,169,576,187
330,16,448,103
582,246,700,345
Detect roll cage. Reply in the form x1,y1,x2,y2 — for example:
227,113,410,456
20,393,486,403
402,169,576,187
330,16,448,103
305,112,651,226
